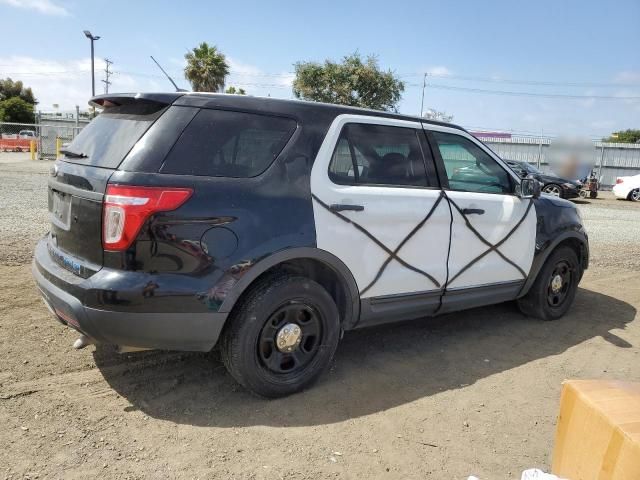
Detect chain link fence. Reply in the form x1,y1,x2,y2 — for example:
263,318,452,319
0,121,83,161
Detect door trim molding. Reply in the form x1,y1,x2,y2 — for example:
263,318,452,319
358,288,443,328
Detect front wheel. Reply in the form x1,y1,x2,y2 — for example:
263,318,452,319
220,274,340,398
517,246,580,321
542,184,562,197
629,189,640,202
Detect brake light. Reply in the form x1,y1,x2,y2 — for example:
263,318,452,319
103,185,193,251
616,178,624,184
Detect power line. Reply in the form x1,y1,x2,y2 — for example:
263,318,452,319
407,82,640,100
398,72,637,88
101,58,113,94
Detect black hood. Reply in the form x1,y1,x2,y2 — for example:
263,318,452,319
536,173,580,186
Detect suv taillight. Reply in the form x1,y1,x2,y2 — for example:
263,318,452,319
616,178,624,184
103,185,193,251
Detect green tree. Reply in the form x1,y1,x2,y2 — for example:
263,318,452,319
225,86,246,95
184,42,230,92
0,78,36,104
0,97,35,123
603,129,640,143
292,53,404,111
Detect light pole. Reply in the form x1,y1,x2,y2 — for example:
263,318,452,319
83,30,100,97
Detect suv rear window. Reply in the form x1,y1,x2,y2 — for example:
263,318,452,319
61,103,165,169
160,109,297,178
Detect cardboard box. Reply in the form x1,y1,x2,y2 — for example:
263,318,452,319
552,380,640,480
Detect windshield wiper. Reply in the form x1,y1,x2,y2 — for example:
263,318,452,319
60,149,88,158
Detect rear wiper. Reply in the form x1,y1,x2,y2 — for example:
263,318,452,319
60,149,88,158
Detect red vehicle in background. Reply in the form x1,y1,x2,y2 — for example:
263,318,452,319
0,130,36,152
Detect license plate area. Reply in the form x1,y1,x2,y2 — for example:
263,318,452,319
51,190,71,230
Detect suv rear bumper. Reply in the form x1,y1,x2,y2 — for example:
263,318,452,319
32,237,226,352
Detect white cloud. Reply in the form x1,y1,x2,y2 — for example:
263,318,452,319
225,57,293,94
0,56,157,111
614,71,640,84
0,0,69,16
426,66,452,77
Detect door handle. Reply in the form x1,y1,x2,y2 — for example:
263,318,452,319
329,204,365,212
462,208,485,215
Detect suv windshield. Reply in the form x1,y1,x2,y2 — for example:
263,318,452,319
62,103,166,169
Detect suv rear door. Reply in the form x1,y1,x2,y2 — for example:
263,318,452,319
311,115,451,325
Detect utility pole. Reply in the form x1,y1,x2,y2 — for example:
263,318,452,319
102,58,113,94
420,73,428,118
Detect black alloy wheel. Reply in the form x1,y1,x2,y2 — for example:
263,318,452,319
258,302,323,374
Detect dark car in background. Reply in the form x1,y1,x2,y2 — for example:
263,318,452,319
505,160,582,199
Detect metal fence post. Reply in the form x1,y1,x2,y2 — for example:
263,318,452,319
537,137,543,169
598,144,605,181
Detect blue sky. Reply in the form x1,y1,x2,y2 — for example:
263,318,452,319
1,0,639,137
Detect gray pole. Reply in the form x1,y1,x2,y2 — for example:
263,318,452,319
84,31,100,98
90,38,95,97
420,73,427,117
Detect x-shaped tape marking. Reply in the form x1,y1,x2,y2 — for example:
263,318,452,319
445,196,534,285
312,191,534,296
312,192,445,295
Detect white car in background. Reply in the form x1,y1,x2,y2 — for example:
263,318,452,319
613,174,640,201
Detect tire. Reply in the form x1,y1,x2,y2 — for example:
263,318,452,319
629,189,640,202
542,183,562,197
517,246,580,321
589,190,598,199
220,274,340,398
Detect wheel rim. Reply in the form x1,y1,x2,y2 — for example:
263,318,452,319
257,301,323,375
547,261,572,307
543,184,561,196
632,189,640,201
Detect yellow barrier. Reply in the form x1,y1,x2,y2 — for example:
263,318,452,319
55,138,62,159
30,140,36,160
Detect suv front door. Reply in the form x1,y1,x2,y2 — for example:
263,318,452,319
311,115,451,325
425,127,537,311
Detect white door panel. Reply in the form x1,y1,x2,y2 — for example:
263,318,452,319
313,187,450,297
424,125,538,291
310,114,451,299
445,191,536,289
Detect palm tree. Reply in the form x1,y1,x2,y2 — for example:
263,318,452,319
184,42,230,92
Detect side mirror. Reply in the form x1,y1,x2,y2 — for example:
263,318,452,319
518,177,541,199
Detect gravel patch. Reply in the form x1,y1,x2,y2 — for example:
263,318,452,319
576,196,640,271
0,155,49,265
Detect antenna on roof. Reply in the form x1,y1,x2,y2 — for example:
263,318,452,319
150,56,188,92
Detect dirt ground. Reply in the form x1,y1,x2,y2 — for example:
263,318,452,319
1,155,639,479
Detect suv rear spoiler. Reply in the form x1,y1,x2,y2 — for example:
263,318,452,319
89,92,186,109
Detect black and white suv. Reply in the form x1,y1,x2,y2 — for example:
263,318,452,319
33,93,589,397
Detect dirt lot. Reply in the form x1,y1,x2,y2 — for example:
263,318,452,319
1,154,639,479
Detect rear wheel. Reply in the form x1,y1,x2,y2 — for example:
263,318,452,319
629,189,640,202
517,246,580,321
542,184,562,197
220,274,340,398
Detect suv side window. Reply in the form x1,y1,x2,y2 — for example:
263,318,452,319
161,109,297,177
329,123,429,187
431,131,513,194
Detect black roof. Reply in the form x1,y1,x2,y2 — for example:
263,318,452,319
90,92,466,132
